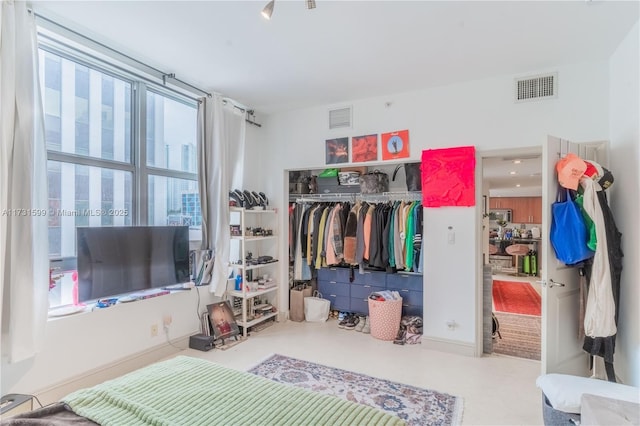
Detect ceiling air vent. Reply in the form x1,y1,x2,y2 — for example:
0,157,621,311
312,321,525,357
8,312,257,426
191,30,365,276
515,73,557,102
328,106,352,130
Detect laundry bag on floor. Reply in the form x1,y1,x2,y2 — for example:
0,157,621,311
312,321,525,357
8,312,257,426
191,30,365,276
368,297,403,340
304,291,330,322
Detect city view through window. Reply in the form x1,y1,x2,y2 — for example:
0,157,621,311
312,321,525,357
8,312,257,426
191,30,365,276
41,48,201,308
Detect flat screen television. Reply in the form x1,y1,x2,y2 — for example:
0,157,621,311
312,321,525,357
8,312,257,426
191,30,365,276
76,226,190,302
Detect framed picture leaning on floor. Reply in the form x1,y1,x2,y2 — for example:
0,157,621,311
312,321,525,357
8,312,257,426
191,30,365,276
207,301,240,340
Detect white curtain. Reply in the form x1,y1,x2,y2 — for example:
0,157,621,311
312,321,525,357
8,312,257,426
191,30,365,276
197,94,245,296
0,1,50,363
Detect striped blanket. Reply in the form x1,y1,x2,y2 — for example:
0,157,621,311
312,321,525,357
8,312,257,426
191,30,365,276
63,356,404,426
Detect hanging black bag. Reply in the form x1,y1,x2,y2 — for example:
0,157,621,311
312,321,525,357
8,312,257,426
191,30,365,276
392,162,422,191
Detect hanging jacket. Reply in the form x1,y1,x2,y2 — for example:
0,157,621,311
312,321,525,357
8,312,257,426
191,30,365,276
314,206,330,269
343,203,359,264
581,178,616,338
583,187,624,382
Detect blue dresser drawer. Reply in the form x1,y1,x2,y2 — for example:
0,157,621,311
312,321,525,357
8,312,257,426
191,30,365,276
324,294,350,312
352,270,386,286
350,297,369,315
386,273,423,291
350,284,384,299
318,267,351,283
403,304,423,317
396,289,422,306
318,280,350,298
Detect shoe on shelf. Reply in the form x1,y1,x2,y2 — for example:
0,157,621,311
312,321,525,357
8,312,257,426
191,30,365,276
354,316,366,332
362,316,370,334
345,315,359,330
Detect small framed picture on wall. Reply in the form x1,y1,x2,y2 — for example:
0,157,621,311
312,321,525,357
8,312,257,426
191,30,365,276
351,134,378,162
381,130,410,160
325,137,349,164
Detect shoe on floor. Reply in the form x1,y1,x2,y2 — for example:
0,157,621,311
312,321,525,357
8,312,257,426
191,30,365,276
354,316,366,332
345,315,359,330
362,316,370,334
338,313,350,329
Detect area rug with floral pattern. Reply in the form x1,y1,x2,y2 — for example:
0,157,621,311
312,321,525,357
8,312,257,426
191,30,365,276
248,353,463,426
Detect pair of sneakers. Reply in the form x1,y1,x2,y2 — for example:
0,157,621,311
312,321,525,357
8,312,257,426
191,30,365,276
338,313,359,330
356,316,370,333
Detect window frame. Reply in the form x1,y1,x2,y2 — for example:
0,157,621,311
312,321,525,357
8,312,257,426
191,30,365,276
39,37,200,308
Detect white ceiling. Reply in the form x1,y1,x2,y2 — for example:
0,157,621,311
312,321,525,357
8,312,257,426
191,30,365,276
30,1,637,197
32,1,638,115
483,154,543,197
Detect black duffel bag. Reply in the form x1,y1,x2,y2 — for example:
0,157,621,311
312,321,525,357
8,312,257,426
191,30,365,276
359,170,389,194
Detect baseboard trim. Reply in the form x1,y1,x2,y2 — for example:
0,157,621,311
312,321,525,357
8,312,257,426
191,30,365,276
34,335,191,405
421,337,478,357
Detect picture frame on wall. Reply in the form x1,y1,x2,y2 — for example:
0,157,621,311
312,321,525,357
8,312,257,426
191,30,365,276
381,130,410,160
325,137,349,164
351,134,378,162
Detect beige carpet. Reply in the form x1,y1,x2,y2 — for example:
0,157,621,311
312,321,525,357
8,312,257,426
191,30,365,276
492,312,541,361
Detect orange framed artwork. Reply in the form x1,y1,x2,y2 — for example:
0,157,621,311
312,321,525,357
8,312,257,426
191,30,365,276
351,134,378,162
381,130,410,160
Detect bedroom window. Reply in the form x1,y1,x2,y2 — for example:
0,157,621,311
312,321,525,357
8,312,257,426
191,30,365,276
39,47,200,309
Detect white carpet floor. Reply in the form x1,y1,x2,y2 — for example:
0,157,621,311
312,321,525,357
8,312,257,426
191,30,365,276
179,318,544,425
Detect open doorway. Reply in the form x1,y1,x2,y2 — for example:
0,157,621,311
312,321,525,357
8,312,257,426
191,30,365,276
482,150,542,361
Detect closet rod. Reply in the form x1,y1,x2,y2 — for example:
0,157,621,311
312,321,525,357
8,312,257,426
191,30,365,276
361,191,422,202
295,193,357,203
294,191,422,204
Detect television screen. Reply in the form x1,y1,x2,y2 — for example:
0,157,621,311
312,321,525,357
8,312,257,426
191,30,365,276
76,226,190,302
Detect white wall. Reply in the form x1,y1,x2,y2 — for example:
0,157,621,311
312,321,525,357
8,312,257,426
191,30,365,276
257,61,611,351
2,286,219,398
608,21,639,387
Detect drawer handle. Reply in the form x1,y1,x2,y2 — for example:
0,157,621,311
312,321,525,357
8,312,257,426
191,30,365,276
401,289,409,292
330,268,337,271
364,285,371,288
330,294,337,297
330,281,337,284
400,275,409,278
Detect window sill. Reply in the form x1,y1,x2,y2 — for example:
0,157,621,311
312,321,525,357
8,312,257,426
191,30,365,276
47,285,194,321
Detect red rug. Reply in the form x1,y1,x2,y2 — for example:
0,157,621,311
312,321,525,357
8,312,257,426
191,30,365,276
493,280,541,316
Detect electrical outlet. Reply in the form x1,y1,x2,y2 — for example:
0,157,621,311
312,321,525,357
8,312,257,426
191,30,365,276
150,324,159,337
163,315,172,327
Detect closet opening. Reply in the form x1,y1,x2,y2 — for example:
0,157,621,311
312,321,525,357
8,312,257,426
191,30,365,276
286,164,425,343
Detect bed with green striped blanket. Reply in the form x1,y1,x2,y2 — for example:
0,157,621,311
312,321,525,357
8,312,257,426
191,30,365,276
62,355,404,426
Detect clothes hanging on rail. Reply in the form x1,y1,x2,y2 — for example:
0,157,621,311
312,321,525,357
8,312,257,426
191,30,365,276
293,203,312,281
290,198,423,276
